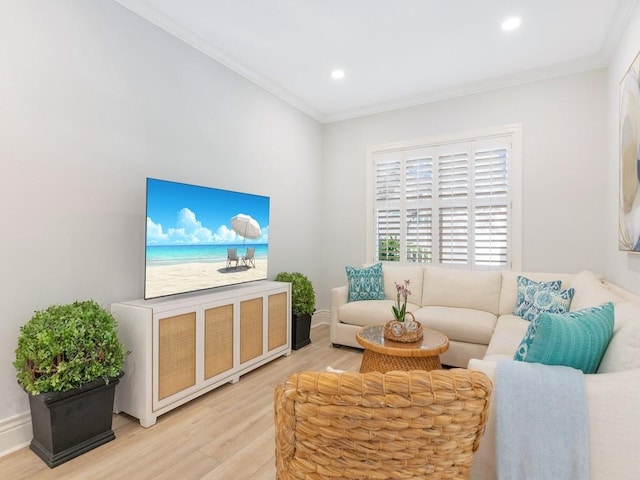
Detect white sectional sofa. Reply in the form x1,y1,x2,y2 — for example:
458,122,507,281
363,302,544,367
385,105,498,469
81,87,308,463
330,264,640,480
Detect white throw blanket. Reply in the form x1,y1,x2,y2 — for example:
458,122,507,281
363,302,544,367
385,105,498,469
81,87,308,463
495,361,588,480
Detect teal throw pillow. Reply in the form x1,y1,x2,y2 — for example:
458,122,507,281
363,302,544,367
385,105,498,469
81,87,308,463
519,287,575,321
346,263,385,302
514,302,615,374
513,276,562,318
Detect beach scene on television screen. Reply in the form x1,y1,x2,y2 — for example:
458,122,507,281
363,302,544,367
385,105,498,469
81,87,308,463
145,179,269,299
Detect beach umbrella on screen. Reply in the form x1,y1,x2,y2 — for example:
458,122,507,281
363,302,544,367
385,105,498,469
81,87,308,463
231,213,261,242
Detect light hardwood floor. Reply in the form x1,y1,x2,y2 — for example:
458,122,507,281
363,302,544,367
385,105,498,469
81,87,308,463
0,324,363,480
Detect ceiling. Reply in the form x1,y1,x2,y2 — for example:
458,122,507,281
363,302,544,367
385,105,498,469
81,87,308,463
115,0,638,123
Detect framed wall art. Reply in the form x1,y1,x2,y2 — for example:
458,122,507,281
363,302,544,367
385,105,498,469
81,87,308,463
619,50,640,252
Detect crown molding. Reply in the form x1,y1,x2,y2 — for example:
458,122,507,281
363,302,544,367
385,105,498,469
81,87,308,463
322,56,608,124
598,0,639,63
114,0,323,122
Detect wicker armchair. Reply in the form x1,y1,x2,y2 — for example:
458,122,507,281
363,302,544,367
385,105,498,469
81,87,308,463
274,369,492,480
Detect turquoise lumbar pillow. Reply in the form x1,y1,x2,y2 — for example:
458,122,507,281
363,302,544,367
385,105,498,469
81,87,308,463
513,276,561,318
514,302,615,374
346,263,385,302
519,287,575,321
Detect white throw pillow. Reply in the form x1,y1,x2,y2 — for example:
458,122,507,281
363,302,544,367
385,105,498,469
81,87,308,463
598,301,640,373
569,270,624,311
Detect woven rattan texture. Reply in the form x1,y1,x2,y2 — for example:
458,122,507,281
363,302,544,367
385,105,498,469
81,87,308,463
359,350,441,373
240,297,263,363
268,292,288,351
158,312,196,400
204,304,234,379
274,369,492,480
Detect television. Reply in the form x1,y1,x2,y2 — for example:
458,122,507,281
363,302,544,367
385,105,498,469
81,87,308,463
144,178,270,299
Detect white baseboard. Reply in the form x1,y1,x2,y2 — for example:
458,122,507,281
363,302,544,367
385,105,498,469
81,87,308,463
0,412,31,458
311,309,329,327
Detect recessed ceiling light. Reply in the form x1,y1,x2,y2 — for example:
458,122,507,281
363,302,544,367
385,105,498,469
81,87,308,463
501,17,521,32
331,69,345,80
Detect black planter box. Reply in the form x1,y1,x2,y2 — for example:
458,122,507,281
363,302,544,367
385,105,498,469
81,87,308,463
28,373,123,468
292,312,312,350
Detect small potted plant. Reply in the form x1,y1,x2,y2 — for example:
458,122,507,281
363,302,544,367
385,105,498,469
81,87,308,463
384,280,423,342
14,300,125,467
275,272,316,350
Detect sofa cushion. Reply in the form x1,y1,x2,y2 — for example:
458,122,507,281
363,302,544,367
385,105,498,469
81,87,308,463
514,303,614,374
598,301,640,373
569,270,624,311
345,263,385,302
485,314,530,357
338,300,421,327
381,265,425,305
412,306,497,345
499,271,575,315
517,286,575,321
422,266,501,314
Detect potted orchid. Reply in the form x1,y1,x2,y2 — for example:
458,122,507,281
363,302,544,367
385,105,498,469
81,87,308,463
392,280,411,322
385,279,423,342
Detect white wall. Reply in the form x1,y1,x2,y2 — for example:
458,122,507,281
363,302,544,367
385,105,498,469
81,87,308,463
605,2,640,291
320,69,609,307
0,0,322,453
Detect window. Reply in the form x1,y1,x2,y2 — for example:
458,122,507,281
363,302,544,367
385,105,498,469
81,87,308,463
370,127,521,270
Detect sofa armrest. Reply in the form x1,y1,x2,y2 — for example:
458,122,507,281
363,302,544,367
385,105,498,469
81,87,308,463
331,285,348,308
467,358,497,379
330,286,348,324
585,368,640,480
468,358,640,480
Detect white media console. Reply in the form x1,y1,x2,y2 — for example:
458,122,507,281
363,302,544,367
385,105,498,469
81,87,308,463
111,281,291,427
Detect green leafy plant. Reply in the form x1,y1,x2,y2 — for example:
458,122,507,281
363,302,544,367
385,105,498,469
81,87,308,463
378,236,400,261
274,272,316,316
406,244,431,262
14,300,125,396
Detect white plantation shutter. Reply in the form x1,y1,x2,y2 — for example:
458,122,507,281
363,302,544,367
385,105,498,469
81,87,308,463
376,208,401,261
376,156,401,202
475,146,508,197
474,142,508,265
405,150,433,262
406,207,432,262
375,153,402,261
373,132,513,269
437,144,471,264
474,205,508,265
406,154,432,200
438,151,469,199
439,206,469,264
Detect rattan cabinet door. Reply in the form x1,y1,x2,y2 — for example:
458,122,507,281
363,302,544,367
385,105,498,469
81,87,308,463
157,312,196,401
268,292,287,351
204,304,234,380
240,297,263,363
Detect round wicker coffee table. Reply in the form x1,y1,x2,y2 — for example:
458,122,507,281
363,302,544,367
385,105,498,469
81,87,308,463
356,325,449,373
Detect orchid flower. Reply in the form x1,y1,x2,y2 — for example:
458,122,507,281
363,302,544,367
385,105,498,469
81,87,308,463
392,279,411,322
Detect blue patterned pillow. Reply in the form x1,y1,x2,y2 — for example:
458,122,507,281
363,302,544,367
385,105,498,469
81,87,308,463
519,287,575,321
514,302,614,374
346,263,385,302
513,276,562,318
